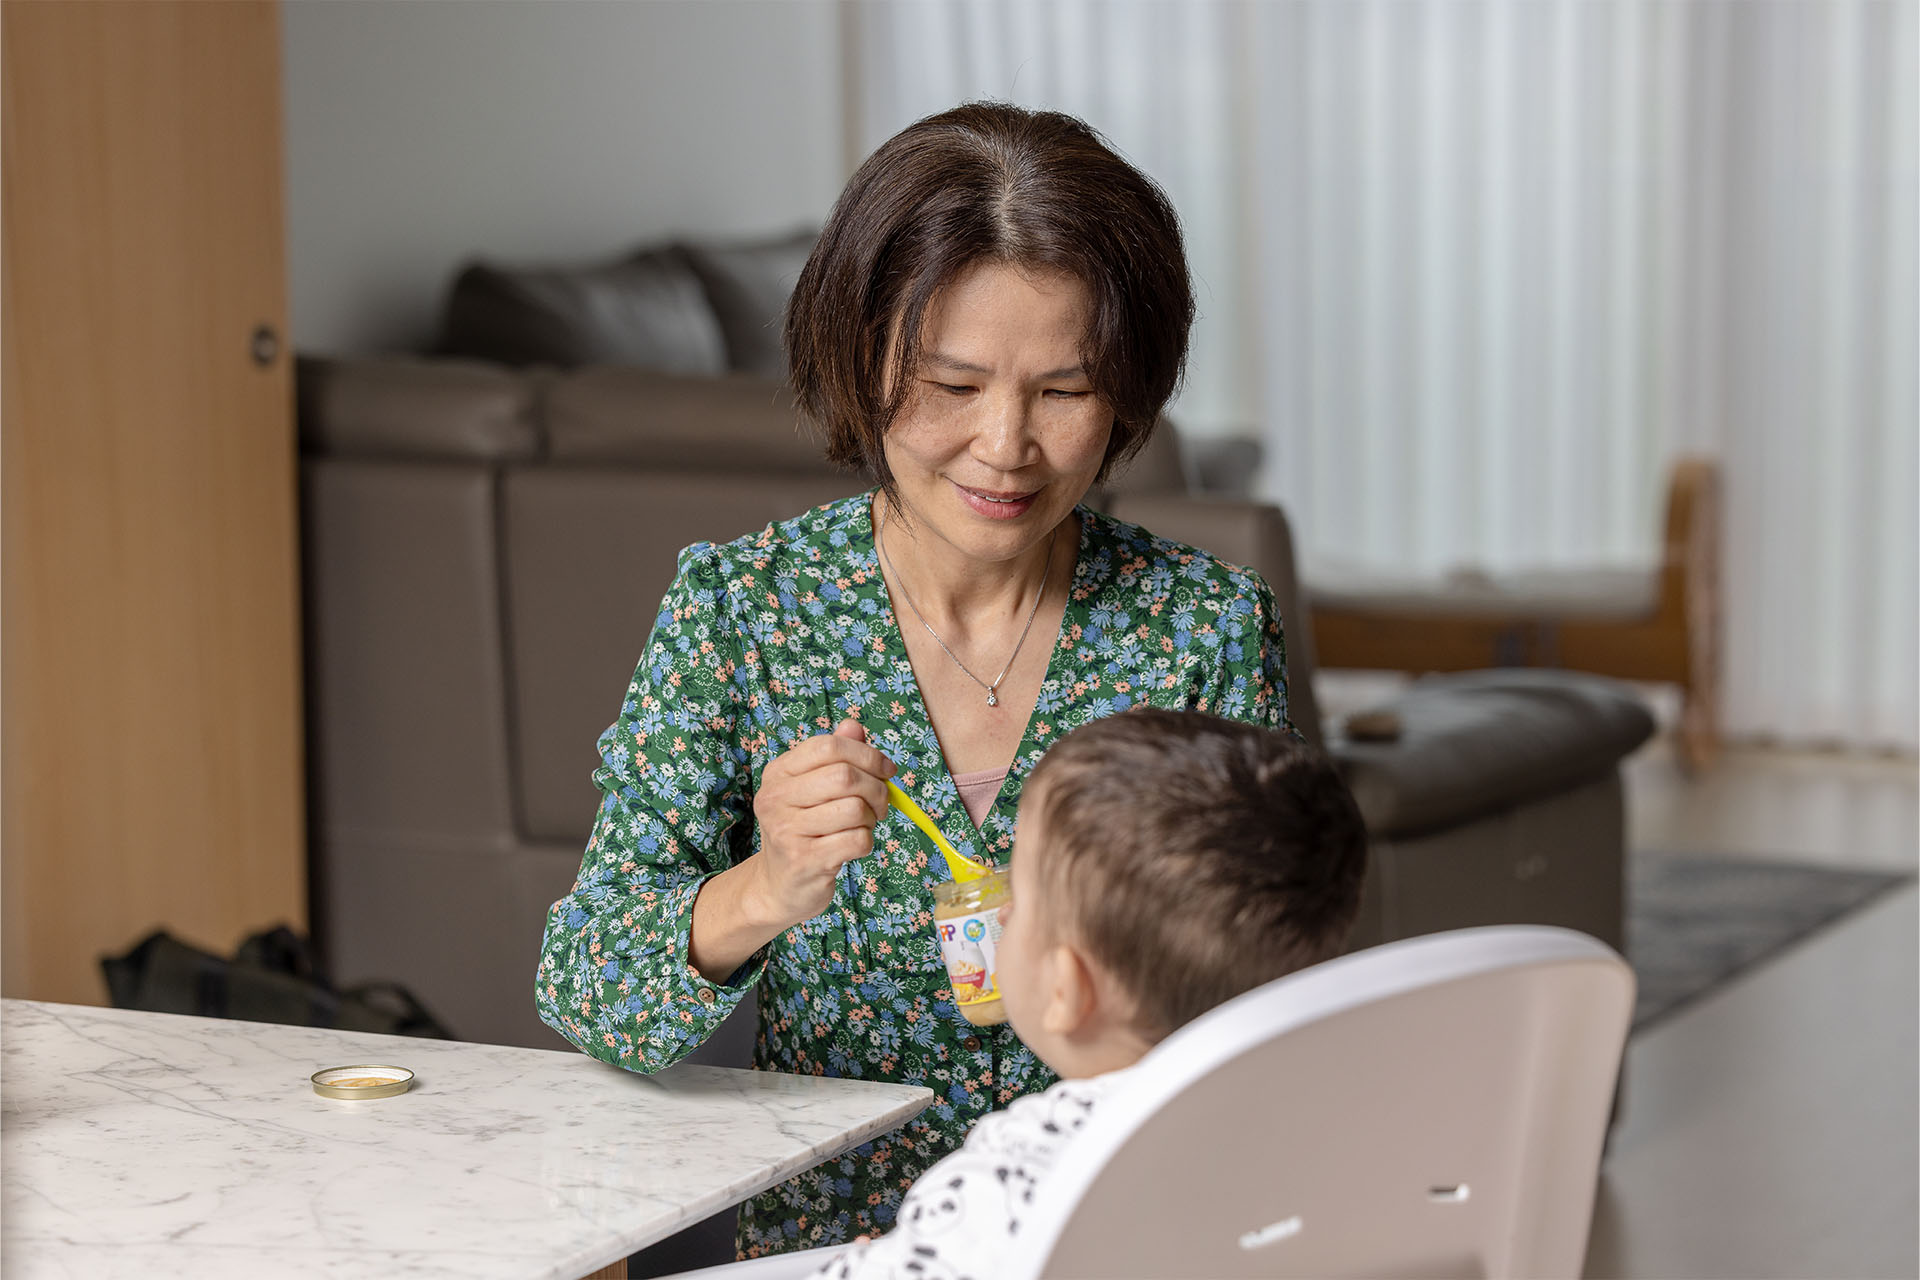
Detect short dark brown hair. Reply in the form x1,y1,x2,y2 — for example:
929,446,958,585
1024,709,1369,1040
785,101,1195,494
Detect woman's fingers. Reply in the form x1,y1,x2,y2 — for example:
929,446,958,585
783,725,896,782
761,725,893,817
747,723,897,925
759,824,868,883
781,761,890,818
820,826,872,865
789,795,881,837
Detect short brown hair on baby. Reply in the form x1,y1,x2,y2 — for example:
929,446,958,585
1024,709,1369,1040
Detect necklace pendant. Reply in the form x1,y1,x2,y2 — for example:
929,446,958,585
986,690,999,708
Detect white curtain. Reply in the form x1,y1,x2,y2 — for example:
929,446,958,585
849,0,1918,752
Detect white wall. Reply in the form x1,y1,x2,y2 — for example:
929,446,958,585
282,0,845,354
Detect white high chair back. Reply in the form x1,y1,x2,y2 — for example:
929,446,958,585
1007,925,1633,1280
663,925,1632,1280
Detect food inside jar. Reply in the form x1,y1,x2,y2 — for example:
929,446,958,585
958,994,1007,1027
932,868,1011,1028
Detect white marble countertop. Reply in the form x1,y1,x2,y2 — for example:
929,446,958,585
1,1000,931,1279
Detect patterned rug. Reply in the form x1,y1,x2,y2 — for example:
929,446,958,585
1628,851,1914,1031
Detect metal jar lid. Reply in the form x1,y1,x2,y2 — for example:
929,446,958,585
311,1064,414,1100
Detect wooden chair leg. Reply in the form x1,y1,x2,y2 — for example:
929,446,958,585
1675,457,1722,775
1678,680,1720,773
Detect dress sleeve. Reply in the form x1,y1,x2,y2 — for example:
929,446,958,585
535,543,765,1073
1200,569,1296,738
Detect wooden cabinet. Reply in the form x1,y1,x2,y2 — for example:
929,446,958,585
3,0,306,1004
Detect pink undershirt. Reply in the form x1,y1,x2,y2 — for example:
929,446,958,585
951,766,1010,829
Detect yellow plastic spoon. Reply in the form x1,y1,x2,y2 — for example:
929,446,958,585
886,779,993,882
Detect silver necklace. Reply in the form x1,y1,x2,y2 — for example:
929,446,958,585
877,509,1060,709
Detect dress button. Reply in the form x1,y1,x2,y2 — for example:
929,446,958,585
963,1036,981,1052
697,988,717,1005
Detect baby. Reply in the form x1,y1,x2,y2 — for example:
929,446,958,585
812,708,1369,1279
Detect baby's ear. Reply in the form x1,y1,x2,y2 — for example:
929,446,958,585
1039,943,1098,1037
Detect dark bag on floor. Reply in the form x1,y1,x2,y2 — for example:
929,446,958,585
101,925,453,1039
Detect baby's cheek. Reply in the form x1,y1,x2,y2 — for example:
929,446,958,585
996,940,1034,1029
995,926,1023,989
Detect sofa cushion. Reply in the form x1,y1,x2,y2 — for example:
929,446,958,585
545,366,840,475
1333,670,1655,838
440,247,728,374
297,356,540,462
503,470,866,843
302,460,520,845
676,229,816,377
321,835,584,1050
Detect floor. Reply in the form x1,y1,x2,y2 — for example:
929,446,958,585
1590,735,1917,1280
1623,734,1918,872
1318,673,1918,1279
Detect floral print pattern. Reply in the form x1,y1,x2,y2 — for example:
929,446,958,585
536,491,1290,1256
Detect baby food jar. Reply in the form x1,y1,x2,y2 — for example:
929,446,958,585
931,869,1011,1027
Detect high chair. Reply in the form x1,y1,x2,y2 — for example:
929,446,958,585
662,924,1634,1280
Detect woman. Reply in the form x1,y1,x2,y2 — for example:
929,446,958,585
536,102,1292,1256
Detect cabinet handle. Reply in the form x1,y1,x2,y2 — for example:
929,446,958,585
250,324,280,368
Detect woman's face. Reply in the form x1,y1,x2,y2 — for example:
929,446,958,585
881,261,1112,565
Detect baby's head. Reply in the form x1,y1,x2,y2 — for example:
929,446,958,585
996,709,1368,1078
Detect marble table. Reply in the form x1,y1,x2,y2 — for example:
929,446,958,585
2,1000,932,1279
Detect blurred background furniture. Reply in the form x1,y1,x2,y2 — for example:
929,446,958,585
657,925,1635,1280
1310,459,1721,771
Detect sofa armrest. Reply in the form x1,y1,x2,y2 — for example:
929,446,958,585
1332,669,1656,838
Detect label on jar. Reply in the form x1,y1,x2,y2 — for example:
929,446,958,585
936,906,1003,1006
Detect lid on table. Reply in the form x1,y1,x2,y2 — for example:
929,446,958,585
311,1064,414,1100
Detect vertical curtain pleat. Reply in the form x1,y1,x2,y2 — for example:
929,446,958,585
1415,1,1461,564
1477,2,1520,565
1704,0,1917,747
1814,2,1869,740
849,0,1916,750
1249,0,1312,537
1877,0,1920,748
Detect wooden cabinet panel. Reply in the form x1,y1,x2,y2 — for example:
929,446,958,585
3,0,305,1003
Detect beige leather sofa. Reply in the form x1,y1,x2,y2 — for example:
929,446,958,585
297,356,1655,1053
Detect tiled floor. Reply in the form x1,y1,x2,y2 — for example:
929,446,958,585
1595,734,1917,1280
1624,736,1918,872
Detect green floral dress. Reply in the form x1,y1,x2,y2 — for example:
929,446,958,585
535,491,1290,1257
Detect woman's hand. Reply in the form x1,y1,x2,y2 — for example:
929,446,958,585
747,719,896,925
688,719,894,981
